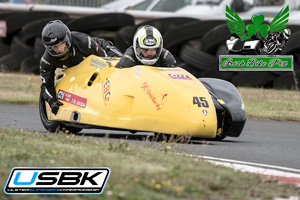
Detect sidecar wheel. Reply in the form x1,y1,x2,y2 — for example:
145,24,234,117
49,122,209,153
214,133,227,141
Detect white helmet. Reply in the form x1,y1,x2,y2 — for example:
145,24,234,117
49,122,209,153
133,25,163,65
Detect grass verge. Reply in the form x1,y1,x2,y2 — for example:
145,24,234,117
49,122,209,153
1,72,300,121
238,87,300,121
0,126,299,200
0,73,40,105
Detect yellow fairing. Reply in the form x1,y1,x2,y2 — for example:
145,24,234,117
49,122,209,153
48,55,217,138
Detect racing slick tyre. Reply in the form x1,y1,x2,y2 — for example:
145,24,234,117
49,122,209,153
39,93,83,133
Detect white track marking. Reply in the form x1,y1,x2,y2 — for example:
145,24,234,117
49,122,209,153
182,154,300,187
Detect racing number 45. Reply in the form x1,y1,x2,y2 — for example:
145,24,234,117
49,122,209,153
193,97,209,107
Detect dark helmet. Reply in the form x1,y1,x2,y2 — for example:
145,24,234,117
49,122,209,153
42,20,71,58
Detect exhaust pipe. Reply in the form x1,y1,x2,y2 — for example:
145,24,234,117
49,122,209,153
70,111,81,123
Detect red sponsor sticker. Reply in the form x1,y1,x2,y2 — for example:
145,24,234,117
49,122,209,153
168,74,192,80
0,20,7,37
57,89,87,108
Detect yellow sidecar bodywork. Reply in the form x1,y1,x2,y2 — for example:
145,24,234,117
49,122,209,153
46,55,217,138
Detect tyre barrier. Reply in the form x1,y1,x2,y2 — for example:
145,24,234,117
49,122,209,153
20,55,40,74
11,36,35,61
113,25,137,53
0,12,300,89
66,13,135,32
180,42,217,71
0,53,21,72
21,17,71,45
2,11,69,44
163,20,225,55
137,17,200,36
0,42,11,57
273,69,300,89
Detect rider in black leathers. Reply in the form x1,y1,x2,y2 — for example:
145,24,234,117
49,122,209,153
40,20,122,115
116,25,176,68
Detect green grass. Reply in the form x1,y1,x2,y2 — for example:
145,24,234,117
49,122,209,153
0,127,299,200
238,87,300,121
0,73,40,105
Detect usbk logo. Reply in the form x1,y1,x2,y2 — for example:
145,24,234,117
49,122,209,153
4,167,110,195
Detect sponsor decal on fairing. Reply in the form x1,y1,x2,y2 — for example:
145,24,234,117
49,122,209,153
103,80,111,102
90,58,107,69
141,82,167,111
57,89,87,108
168,74,192,80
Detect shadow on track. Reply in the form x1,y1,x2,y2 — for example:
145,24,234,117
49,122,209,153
69,131,240,145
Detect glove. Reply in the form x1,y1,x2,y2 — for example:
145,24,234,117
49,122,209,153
49,99,64,115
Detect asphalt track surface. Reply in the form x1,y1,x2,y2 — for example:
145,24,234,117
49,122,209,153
1,104,300,170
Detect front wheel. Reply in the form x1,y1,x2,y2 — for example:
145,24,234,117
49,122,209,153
39,93,83,133
39,93,60,132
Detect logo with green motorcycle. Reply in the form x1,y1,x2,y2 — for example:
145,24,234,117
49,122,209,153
220,5,293,71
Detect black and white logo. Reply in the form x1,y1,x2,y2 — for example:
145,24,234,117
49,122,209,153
144,38,156,45
50,38,57,43
4,167,110,195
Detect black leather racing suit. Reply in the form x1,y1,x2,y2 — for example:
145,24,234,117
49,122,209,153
116,46,176,68
40,31,122,104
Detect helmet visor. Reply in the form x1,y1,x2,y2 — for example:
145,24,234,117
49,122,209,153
140,48,158,59
44,32,71,57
